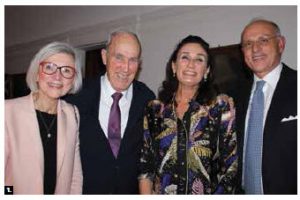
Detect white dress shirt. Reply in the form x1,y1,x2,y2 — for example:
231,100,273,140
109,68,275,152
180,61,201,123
242,63,282,192
98,73,133,138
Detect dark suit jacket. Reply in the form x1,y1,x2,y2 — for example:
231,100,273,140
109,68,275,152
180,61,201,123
230,64,297,194
65,75,155,194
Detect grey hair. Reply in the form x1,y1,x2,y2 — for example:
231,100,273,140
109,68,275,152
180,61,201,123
105,30,142,57
26,41,82,94
241,18,282,42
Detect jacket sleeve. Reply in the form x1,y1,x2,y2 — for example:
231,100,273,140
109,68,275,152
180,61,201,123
138,102,157,182
213,95,238,194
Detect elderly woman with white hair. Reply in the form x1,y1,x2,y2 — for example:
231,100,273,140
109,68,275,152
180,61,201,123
5,42,83,194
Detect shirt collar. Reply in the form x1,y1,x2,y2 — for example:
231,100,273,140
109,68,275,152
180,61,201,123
253,63,282,90
101,73,132,101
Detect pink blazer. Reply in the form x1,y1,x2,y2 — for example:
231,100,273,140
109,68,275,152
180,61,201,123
5,93,83,194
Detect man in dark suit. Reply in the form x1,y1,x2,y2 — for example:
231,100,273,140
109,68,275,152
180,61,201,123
234,19,297,194
66,31,155,194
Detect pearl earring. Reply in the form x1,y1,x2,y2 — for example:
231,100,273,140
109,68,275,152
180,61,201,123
204,73,208,82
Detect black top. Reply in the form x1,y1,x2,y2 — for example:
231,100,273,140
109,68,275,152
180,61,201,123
36,110,57,194
176,111,191,194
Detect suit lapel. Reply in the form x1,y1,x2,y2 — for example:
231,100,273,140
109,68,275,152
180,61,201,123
124,82,141,134
263,65,290,135
96,78,110,139
237,79,253,142
27,93,45,180
85,76,106,139
95,77,116,156
119,82,144,153
56,100,66,176
236,78,252,187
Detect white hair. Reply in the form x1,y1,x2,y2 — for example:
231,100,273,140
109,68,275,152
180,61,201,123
26,41,82,94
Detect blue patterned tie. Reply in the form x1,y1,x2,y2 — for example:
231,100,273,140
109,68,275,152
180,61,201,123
108,92,122,158
244,80,265,194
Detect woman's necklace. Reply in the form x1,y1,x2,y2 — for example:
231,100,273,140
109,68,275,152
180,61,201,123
37,111,57,138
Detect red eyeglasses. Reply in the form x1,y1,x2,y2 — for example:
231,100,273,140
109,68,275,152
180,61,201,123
40,62,76,79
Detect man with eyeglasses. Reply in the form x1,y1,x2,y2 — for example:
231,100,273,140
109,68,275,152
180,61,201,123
66,31,155,194
232,19,297,194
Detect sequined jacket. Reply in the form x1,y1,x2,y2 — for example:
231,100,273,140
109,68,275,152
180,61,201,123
139,94,238,194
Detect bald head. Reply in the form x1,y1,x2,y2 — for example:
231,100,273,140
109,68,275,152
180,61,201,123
241,19,281,42
106,31,141,58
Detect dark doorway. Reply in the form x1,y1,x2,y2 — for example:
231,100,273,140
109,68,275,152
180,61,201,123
5,73,30,99
84,47,106,79
210,44,252,94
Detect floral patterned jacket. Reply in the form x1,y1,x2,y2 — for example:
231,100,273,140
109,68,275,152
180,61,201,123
139,94,238,194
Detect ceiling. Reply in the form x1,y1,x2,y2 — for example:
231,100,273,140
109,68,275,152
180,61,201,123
5,6,166,47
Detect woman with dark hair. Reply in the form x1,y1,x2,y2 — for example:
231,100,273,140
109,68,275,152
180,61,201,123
139,35,237,194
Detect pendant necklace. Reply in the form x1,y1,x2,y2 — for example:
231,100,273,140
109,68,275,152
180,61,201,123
38,111,57,138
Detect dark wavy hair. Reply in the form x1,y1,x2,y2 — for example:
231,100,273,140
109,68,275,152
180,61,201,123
158,35,218,105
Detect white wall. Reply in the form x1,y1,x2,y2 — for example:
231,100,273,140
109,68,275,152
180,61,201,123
5,6,297,94
138,6,297,93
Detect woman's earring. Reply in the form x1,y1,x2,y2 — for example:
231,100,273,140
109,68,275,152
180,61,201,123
173,72,176,77
204,73,208,82
204,67,210,82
